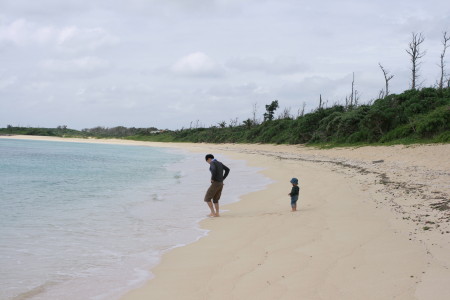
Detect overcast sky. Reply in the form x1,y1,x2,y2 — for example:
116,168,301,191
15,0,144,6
1,0,449,130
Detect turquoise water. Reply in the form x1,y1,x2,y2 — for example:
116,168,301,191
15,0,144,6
0,138,270,300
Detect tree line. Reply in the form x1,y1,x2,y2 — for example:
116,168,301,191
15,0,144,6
81,126,160,137
0,126,160,138
150,87,449,144
2,88,448,145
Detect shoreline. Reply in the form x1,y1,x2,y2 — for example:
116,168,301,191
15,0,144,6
2,136,450,299
120,142,450,300
0,135,272,300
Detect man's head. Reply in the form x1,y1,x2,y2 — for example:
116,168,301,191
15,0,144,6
205,154,214,164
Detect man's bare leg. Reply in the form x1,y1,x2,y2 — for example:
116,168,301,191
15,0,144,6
207,201,216,217
214,202,220,217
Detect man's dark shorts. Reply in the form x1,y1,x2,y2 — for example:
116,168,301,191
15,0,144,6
204,181,224,203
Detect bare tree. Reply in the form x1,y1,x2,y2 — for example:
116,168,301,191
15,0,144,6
354,90,360,107
318,94,323,109
189,120,204,129
351,72,355,107
438,31,450,89
297,101,306,118
346,72,359,108
229,117,239,127
406,32,426,90
252,102,259,125
378,63,394,97
278,107,292,119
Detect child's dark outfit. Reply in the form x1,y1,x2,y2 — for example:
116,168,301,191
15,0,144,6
289,185,299,206
289,177,299,209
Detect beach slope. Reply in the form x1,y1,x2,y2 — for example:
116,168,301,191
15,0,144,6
2,136,448,299
121,142,450,300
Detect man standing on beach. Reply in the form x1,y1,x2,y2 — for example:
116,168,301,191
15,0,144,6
204,154,230,217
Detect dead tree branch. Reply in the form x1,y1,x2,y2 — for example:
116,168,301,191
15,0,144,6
378,63,394,97
406,32,426,90
439,31,450,89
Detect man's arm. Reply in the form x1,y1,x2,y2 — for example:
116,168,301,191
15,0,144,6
222,164,230,180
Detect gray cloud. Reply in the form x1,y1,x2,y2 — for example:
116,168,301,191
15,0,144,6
39,57,111,76
0,75,17,90
171,52,225,77
227,56,309,75
0,0,449,130
0,18,119,51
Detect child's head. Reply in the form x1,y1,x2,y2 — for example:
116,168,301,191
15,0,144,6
290,178,298,185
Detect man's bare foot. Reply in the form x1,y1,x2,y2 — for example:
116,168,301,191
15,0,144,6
214,213,220,217
208,213,215,217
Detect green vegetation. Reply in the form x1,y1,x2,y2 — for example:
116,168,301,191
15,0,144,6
81,126,159,138
0,126,160,139
143,87,450,145
2,87,449,146
0,125,86,137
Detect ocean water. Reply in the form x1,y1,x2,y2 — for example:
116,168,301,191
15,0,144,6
0,139,271,300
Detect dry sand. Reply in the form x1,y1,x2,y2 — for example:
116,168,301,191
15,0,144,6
2,136,449,299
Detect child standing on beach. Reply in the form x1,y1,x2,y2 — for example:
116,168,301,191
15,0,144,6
288,178,300,211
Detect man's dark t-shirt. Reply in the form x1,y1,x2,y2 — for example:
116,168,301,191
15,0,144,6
209,159,230,182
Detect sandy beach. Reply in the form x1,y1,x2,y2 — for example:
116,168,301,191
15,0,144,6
2,136,449,299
